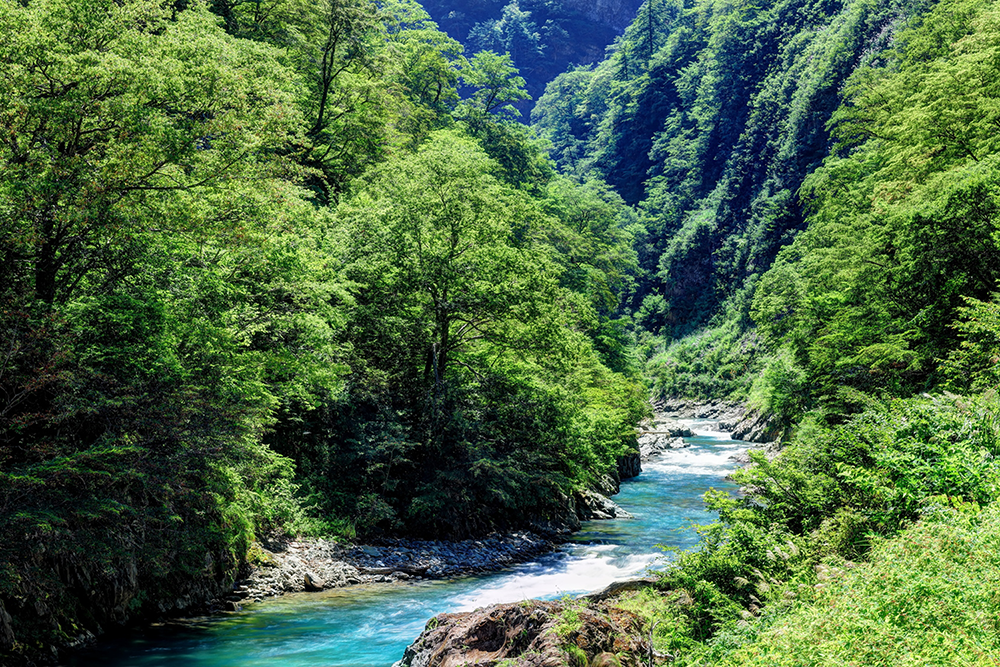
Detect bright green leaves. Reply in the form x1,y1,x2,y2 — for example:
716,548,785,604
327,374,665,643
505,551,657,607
750,0,1000,410
392,27,464,118
460,50,531,118
833,0,1000,192
338,130,560,384
0,0,302,304
942,294,1000,391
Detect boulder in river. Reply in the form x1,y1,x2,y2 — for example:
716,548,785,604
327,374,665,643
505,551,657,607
637,432,689,459
393,600,649,667
304,572,325,591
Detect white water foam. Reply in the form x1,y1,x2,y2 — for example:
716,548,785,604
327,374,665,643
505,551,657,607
679,418,732,438
445,549,659,611
644,446,743,477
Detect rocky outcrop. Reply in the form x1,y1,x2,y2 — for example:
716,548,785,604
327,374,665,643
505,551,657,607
640,416,693,438
636,413,695,460
637,432,689,459
394,599,649,667
240,532,556,602
574,491,633,521
583,577,659,603
730,409,783,444
617,452,641,480
0,601,14,654
241,541,363,600
651,398,746,430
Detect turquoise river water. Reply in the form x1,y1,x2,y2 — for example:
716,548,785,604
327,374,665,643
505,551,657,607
69,420,744,667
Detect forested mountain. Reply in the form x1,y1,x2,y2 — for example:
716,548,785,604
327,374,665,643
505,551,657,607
535,0,929,338
532,0,1000,417
527,1,1000,663
421,0,645,103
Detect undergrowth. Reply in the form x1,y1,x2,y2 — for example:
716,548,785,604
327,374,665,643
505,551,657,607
615,391,1000,665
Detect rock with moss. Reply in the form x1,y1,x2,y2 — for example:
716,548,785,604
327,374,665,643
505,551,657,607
394,599,648,667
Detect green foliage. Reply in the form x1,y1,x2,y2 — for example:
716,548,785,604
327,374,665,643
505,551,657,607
746,348,809,427
615,391,1000,663
729,393,1000,537
421,0,637,102
278,130,647,538
645,301,762,400
695,505,1000,666
748,0,1000,413
0,0,648,660
942,295,1000,391
533,0,944,398
460,50,531,118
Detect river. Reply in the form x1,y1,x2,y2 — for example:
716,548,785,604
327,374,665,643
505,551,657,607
69,420,743,667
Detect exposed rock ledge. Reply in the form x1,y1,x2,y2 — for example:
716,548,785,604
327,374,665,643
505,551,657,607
650,398,783,444
394,598,650,667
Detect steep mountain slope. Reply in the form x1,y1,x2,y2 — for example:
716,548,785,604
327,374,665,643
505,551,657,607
533,0,933,337
421,0,645,102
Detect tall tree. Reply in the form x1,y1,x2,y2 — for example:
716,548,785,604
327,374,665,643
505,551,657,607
338,129,559,387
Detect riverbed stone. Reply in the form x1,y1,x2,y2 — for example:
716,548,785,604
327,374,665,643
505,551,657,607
304,572,324,591
638,432,689,459
575,490,633,521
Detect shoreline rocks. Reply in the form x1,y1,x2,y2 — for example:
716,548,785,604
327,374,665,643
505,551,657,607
575,490,633,521
232,482,640,605
637,413,694,460
393,599,650,667
236,531,557,603
650,397,783,444
651,398,745,429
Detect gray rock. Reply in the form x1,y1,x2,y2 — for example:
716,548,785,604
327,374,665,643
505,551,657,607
575,490,633,521
594,473,619,496
0,600,14,650
647,417,694,437
304,571,324,591
617,452,641,479
583,577,659,602
638,432,690,459
562,0,645,31
730,409,783,443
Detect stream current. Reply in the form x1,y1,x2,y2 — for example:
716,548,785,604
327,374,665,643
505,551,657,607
70,420,744,667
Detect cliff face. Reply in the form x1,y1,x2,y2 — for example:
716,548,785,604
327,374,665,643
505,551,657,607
562,0,644,31
420,0,645,102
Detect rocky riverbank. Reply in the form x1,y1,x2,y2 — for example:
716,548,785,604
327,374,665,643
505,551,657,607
651,397,782,444
232,531,558,605
228,492,635,607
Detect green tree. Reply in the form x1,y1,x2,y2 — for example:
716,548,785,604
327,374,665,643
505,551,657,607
461,50,531,117
338,129,560,386
0,0,301,305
